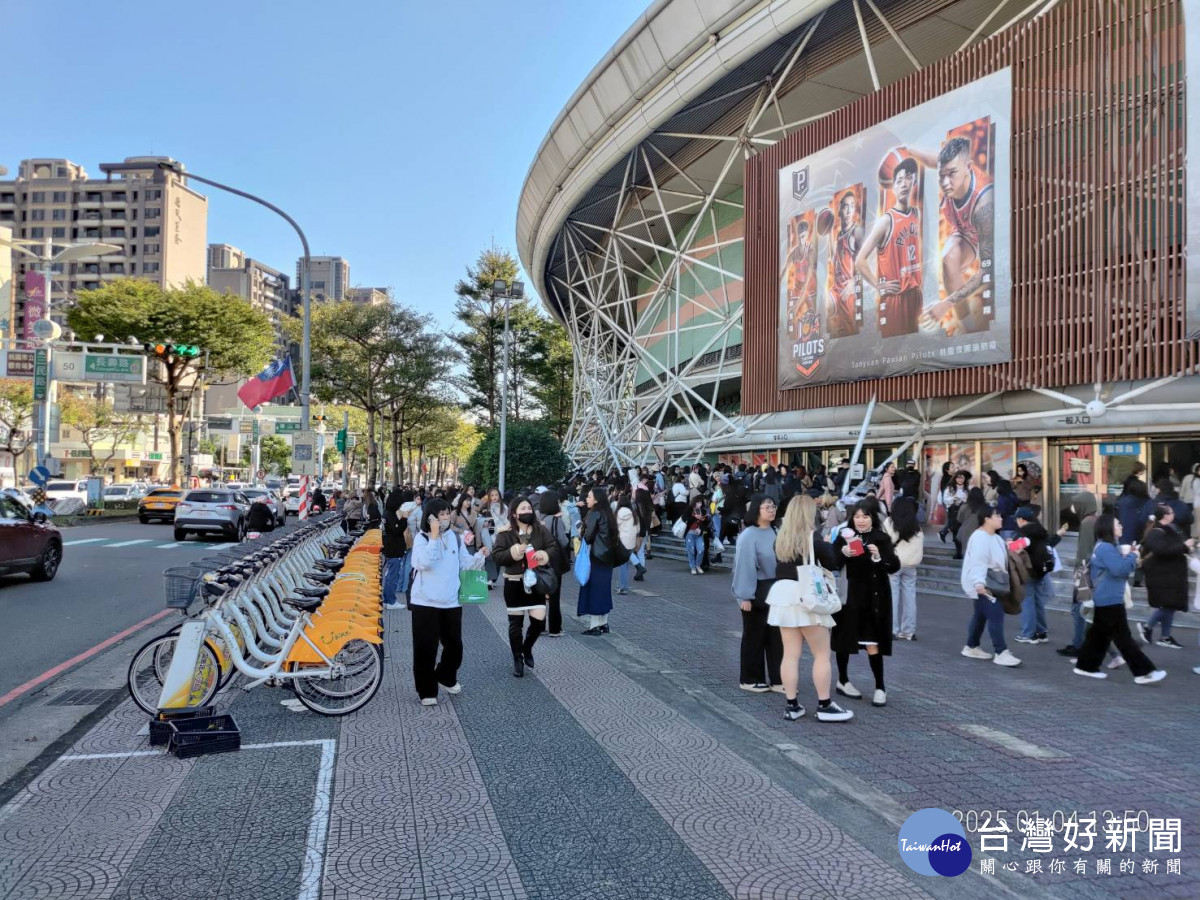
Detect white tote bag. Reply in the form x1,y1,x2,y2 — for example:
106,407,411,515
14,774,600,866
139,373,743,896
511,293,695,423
672,517,687,539
766,533,842,614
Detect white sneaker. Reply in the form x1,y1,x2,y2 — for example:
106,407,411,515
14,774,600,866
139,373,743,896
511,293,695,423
768,684,787,694
816,701,854,722
835,681,862,699
384,602,404,610
961,646,993,660
1073,667,1107,679
872,689,886,707
739,683,770,693
993,650,1022,667
420,697,438,706
1106,656,1126,670
1134,670,1167,685
1193,666,1200,675
444,683,462,695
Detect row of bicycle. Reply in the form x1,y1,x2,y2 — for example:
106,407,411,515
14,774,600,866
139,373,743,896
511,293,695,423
127,514,387,717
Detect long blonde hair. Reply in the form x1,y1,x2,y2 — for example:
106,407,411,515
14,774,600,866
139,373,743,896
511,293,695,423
775,494,817,563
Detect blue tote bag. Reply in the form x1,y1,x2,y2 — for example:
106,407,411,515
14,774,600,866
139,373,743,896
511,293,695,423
574,540,591,586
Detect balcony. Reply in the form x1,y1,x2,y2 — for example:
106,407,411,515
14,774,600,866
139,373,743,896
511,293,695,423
0,199,14,209
77,199,102,209
102,199,127,209
77,271,101,281
101,270,126,280
101,215,127,226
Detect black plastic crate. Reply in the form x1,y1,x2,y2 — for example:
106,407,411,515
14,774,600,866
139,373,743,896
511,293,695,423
149,706,215,747
167,713,241,758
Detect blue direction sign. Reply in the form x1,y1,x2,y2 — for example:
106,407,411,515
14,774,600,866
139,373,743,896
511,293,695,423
29,465,51,487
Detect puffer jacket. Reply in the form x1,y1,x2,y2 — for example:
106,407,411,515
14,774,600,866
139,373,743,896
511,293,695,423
616,507,639,550
883,519,924,568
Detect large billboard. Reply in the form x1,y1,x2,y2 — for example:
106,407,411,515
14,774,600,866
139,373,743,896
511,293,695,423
777,68,1012,390
1187,0,1200,340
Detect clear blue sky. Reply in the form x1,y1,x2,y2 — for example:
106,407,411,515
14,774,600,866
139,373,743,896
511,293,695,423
3,0,650,329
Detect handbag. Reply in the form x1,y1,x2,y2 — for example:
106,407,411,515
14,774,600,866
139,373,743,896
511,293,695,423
574,540,591,585
672,517,686,539
530,565,559,598
1072,561,1093,604
797,532,841,614
458,569,489,604
984,567,1020,614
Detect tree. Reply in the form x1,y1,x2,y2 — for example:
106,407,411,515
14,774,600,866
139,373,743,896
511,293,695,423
68,279,274,485
460,422,569,492
258,435,291,475
528,316,574,441
58,395,144,475
452,246,519,426
0,378,35,477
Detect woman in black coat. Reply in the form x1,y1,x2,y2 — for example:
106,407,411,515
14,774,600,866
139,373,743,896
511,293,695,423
1139,504,1195,649
578,486,619,635
831,499,900,708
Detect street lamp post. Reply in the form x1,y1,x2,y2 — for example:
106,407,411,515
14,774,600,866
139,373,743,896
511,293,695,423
0,237,121,472
155,162,313,426
492,278,524,495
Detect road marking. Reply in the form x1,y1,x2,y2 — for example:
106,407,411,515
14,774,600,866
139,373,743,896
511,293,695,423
107,539,152,548
957,724,1070,759
0,608,174,708
63,538,106,546
208,543,237,550
155,543,182,549
54,738,337,900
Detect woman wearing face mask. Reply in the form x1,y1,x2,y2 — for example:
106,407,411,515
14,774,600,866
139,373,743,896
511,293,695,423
685,497,710,575
578,486,620,635
409,498,490,705
831,500,900,707
730,495,783,694
477,487,508,590
491,497,561,677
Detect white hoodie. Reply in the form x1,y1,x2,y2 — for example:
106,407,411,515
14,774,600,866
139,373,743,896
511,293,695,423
410,530,486,609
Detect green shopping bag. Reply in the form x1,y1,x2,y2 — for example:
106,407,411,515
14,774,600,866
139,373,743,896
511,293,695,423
458,569,489,605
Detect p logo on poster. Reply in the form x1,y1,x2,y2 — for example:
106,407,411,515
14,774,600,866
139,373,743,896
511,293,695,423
898,808,972,877
791,166,810,201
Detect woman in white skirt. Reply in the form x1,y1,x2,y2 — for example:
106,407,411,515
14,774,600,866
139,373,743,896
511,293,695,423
769,495,854,722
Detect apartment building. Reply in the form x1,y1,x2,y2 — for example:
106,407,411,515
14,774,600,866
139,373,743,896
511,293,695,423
346,286,389,306
0,156,207,337
207,243,293,345
297,255,349,302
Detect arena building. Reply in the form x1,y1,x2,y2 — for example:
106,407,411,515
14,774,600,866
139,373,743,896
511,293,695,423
518,0,1200,523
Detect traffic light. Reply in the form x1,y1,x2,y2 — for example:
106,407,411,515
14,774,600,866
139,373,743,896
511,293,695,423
142,343,202,359
336,428,347,453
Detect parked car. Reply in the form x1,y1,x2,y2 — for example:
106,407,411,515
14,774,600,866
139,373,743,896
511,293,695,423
284,489,302,516
102,484,140,506
174,489,251,542
0,494,63,581
243,487,286,526
43,479,88,503
139,487,184,523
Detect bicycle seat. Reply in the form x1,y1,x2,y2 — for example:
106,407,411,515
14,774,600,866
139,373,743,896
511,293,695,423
283,595,324,611
314,558,344,571
295,585,330,599
202,581,228,598
304,571,336,585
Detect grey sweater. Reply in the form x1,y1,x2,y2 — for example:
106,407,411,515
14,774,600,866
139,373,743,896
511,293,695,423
731,525,777,602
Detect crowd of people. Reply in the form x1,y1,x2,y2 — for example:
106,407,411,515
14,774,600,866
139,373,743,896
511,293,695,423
331,456,1197,711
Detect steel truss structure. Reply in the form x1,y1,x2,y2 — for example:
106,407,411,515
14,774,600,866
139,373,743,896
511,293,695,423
544,0,1102,472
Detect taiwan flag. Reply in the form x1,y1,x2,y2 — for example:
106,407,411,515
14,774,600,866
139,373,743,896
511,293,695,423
237,357,296,410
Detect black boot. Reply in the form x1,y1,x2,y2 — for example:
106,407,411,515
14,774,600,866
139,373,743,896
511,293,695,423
508,616,526,676
513,655,524,677
523,617,545,668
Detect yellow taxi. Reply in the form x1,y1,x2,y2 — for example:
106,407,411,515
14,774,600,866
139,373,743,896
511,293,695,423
138,486,184,524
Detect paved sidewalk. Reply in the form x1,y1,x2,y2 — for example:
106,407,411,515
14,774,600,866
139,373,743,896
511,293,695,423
0,552,1195,899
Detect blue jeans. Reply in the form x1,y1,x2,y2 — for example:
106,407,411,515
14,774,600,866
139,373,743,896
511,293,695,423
685,531,704,569
890,567,917,635
617,562,631,590
1072,601,1087,647
712,513,723,542
1019,575,1054,638
399,550,412,600
1146,608,1175,639
383,554,405,605
967,593,1007,653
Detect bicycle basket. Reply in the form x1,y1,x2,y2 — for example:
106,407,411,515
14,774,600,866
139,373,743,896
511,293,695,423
164,566,202,609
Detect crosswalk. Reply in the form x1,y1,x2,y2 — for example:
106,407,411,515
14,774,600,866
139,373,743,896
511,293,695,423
62,537,239,552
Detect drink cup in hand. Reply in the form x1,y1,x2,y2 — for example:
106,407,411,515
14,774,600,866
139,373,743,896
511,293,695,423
846,535,864,556
525,547,539,568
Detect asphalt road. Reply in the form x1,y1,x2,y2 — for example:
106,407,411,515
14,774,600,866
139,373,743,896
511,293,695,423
0,519,284,699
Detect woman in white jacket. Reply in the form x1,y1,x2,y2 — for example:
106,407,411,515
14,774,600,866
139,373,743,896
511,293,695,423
614,496,640,595
883,497,924,641
410,498,489,706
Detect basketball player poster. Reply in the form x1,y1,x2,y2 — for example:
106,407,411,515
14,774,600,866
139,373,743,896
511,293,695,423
777,69,1012,390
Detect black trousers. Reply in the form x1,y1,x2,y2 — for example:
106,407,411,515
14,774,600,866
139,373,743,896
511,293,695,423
410,605,463,699
1075,604,1155,677
546,582,563,635
740,593,782,686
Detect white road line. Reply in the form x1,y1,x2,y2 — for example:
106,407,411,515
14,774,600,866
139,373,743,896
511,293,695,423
107,539,152,548
56,738,337,900
207,543,237,550
957,724,1070,759
63,538,106,546
155,543,182,549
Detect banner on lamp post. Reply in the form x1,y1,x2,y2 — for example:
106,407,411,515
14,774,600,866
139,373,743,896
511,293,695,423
22,271,46,342
0,225,13,339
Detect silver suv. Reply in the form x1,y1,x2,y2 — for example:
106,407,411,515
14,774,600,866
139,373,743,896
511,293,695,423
174,489,251,542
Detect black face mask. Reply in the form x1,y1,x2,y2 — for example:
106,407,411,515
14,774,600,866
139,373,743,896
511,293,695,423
517,512,536,525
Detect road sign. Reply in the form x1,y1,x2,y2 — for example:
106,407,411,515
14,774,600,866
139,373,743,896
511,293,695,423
275,421,302,434
347,433,357,447
28,465,51,487
83,354,146,384
0,350,35,379
32,349,48,401
291,430,319,476
207,416,234,433
239,420,253,434
252,419,260,440
257,468,266,479
336,428,347,453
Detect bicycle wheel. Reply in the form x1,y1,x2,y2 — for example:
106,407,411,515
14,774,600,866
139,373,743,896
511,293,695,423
291,640,384,716
127,633,222,715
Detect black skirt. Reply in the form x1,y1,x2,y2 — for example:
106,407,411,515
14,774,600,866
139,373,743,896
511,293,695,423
503,576,545,612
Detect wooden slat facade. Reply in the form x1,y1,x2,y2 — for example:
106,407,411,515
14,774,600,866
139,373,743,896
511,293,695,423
743,0,1190,415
